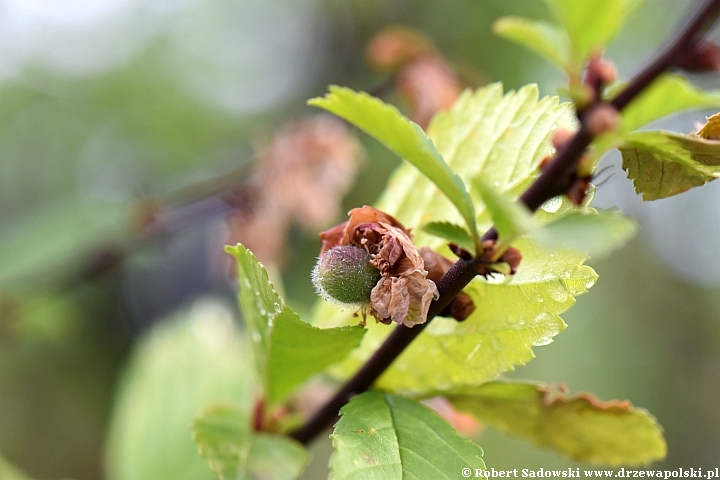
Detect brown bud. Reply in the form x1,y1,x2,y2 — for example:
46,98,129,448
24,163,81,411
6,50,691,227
595,59,617,85
538,155,553,171
585,55,617,87
445,292,475,321
584,103,619,136
677,40,720,72
567,175,592,206
500,246,522,275
551,128,575,150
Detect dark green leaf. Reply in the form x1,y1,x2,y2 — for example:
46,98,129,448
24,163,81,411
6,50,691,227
226,244,365,404
443,381,666,466
309,86,479,250
330,390,485,480
268,308,365,403
193,403,307,480
618,130,720,200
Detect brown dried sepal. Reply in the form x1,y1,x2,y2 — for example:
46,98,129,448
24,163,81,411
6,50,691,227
319,206,438,327
677,40,720,72
474,240,523,277
420,247,475,321
499,246,522,275
567,174,593,206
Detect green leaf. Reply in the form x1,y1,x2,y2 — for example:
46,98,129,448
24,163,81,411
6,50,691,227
442,381,666,467
268,307,366,403
376,83,576,245
329,390,485,480
421,221,475,253
618,130,720,200
313,84,595,395
226,244,365,404
533,210,637,258
193,403,307,480
543,0,644,70
105,302,252,480
492,17,570,71
317,236,596,395
0,452,33,480
614,74,720,134
474,179,535,249
0,198,130,288
309,86,479,250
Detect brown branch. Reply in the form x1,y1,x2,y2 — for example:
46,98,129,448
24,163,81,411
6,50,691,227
290,0,720,445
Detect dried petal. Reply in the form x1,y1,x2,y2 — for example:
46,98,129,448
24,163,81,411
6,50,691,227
317,206,438,326
370,272,437,327
420,247,475,321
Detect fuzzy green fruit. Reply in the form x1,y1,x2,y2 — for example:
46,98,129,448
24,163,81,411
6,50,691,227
312,246,381,305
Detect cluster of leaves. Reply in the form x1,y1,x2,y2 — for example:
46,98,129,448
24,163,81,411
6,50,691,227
191,0,720,478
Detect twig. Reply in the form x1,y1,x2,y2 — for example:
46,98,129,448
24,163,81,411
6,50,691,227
290,0,720,445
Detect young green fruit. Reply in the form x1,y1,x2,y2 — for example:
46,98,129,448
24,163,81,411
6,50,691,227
312,246,381,305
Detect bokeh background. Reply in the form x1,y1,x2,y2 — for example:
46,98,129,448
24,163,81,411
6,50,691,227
1,0,719,478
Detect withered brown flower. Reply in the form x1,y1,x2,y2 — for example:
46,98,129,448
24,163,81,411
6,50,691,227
319,206,438,327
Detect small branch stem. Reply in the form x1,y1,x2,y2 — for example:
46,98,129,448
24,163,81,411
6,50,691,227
291,259,478,444
290,0,720,446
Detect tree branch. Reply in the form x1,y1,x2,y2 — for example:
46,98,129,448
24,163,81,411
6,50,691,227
290,0,720,445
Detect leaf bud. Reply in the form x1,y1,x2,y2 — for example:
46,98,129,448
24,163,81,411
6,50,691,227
312,246,381,305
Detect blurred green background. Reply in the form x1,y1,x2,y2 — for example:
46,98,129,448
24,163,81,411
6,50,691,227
1,0,719,478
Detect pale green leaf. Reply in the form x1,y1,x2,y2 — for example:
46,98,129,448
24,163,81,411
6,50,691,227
533,210,637,258
313,84,595,395
193,403,307,480
309,86,479,249
543,0,645,69
443,381,666,467
317,237,596,395
105,302,252,480
421,221,475,253
329,390,485,480
376,83,577,245
614,74,720,134
474,179,535,247
618,130,720,200
225,244,365,403
367,237,595,394
492,17,570,71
